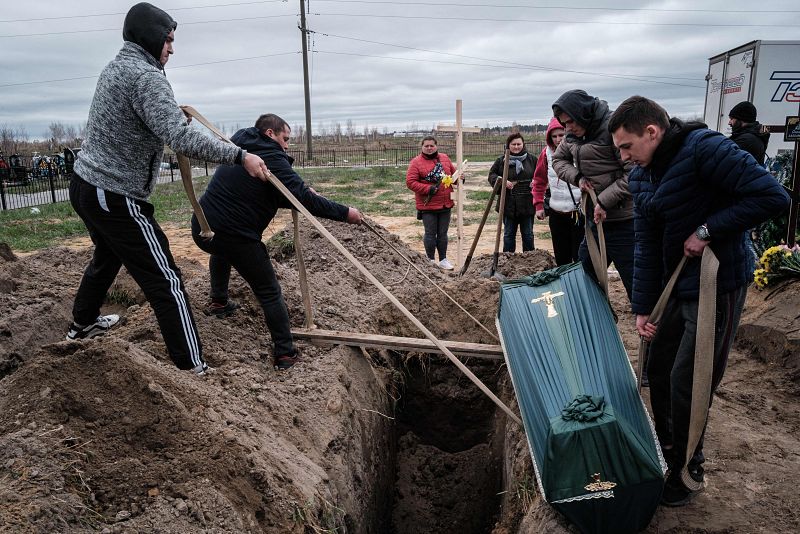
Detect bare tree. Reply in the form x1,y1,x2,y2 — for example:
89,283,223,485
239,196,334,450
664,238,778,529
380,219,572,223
317,121,328,139
346,119,355,142
0,124,14,156
332,121,342,143
48,122,67,148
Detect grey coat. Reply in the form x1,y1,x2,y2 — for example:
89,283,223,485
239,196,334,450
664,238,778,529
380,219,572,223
75,42,241,201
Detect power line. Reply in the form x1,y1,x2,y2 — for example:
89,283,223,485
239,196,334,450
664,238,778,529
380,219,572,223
311,12,800,28
312,50,704,88
4,0,797,24
0,51,299,88
315,30,701,82
0,14,295,38
312,0,800,14
0,1,289,23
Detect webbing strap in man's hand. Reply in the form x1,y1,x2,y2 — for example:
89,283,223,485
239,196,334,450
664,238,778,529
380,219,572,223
636,256,688,392
681,246,719,491
581,188,608,295
635,248,719,492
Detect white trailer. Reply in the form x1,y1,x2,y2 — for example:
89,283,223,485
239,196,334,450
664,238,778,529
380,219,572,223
704,40,800,157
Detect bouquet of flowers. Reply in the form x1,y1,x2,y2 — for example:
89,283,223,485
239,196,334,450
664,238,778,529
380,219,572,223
753,244,800,289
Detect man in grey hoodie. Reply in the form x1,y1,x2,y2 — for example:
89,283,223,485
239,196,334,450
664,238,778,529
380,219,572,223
66,2,269,375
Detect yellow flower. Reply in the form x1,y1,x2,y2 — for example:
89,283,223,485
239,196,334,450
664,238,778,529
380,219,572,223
441,175,453,188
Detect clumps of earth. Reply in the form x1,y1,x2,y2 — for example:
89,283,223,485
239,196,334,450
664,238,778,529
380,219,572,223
1,218,798,533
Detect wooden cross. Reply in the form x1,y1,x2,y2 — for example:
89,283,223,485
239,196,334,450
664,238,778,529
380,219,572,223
531,290,565,318
436,99,480,269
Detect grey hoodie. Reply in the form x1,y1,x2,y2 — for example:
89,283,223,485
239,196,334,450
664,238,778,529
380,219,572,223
75,3,240,201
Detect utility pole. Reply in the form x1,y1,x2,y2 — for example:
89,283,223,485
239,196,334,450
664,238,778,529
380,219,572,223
299,0,313,158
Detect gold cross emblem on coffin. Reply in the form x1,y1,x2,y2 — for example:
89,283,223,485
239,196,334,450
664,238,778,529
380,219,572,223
531,291,565,318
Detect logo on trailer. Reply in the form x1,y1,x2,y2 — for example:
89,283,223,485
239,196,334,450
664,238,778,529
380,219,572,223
771,72,800,103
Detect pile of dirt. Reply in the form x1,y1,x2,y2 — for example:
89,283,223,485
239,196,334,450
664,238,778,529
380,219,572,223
1,216,800,533
0,218,530,533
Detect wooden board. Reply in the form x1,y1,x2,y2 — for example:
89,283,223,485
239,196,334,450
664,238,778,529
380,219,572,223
291,328,502,360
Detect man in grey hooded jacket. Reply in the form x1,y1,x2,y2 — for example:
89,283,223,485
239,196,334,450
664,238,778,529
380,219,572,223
67,2,269,375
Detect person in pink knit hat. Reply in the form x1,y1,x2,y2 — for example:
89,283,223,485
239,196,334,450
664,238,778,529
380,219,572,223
532,117,584,265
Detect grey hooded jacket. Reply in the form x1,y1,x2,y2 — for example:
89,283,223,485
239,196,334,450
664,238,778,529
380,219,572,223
551,90,633,222
75,5,240,201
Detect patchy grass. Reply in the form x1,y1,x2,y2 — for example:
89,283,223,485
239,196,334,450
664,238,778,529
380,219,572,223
0,165,505,252
0,176,212,252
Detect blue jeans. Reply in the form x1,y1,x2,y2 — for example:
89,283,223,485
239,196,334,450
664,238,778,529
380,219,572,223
503,215,534,252
578,218,634,300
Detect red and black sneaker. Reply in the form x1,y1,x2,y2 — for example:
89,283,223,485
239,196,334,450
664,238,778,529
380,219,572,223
204,299,240,318
274,350,300,371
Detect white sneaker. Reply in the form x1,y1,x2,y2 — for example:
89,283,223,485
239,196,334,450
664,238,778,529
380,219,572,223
428,258,437,265
66,314,120,340
438,258,454,270
192,362,214,376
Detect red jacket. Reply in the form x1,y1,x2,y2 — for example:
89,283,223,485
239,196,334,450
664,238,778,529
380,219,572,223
406,153,456,211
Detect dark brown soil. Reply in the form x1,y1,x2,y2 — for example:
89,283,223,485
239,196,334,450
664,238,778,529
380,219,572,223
1,218,798,534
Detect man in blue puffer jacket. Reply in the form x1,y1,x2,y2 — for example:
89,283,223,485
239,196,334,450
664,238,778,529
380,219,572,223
609,96,789,507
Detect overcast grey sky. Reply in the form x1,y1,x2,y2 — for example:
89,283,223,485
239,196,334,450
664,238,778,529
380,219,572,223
1,0,799,139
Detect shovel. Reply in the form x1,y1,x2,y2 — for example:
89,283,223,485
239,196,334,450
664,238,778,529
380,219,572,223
481,148,510,281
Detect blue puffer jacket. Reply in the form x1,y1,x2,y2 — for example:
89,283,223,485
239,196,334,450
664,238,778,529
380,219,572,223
629,119,790,315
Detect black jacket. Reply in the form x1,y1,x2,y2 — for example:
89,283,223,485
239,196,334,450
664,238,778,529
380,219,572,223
730,122,770,165
197,127,349,241
488,151,536,218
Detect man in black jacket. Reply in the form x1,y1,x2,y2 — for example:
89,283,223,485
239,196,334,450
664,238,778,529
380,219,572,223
191,113,362,370
728,101,770,165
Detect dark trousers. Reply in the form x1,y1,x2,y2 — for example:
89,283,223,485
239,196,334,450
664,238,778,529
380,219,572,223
69,176,202,370
421,209,451,261
647,286,747,474
191,223,295,358
578,218,634,299
548,210,584,266
503,215,534,252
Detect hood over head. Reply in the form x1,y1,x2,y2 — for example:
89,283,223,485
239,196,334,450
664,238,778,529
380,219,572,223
552,90,610,140
123,3,177,63
231,127,293,162
544,117,564,150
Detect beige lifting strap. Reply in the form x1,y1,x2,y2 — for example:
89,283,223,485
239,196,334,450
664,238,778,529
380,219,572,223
581,188,609,295
635,248,719,491
179,105,522,426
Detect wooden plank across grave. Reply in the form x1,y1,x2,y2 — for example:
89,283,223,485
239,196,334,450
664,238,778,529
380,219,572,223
290,328,503,360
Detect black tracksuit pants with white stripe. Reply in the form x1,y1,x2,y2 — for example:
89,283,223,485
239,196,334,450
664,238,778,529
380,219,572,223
69,175,203,370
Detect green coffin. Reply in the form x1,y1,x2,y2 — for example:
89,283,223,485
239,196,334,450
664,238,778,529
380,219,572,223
497,263,665,534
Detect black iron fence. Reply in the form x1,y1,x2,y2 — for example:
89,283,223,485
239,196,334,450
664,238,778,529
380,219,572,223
286,141,545,168
0,141,545,211
0,153,211,211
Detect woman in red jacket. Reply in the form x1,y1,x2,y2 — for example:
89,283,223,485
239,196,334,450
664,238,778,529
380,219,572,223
406,136,457,270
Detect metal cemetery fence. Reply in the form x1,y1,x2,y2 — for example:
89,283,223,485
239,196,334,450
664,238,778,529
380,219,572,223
0,141,544,211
